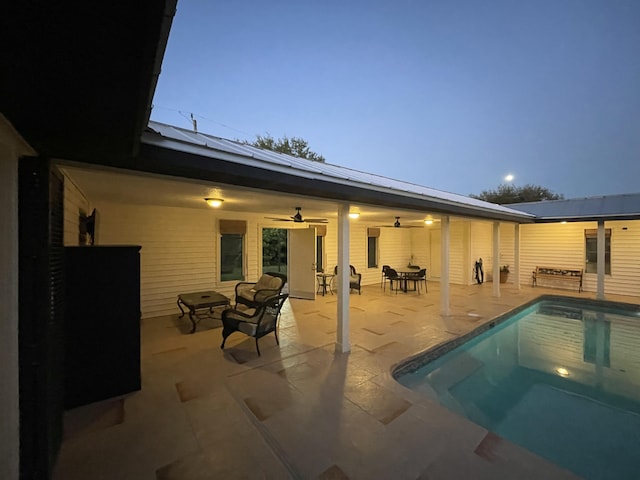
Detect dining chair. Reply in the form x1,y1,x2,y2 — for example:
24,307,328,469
406,268,427,294
384,267,402,294
381,265,391,290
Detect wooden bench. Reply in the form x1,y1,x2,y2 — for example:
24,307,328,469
532,267,583,292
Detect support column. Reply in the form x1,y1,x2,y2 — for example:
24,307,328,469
514,223,521,290
336,203,351,353
492,221,500,297
597,219,605,300
440,215,450,316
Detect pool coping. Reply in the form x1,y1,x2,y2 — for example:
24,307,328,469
391,294,640,380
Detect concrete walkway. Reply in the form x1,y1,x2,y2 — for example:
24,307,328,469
55,282,633,479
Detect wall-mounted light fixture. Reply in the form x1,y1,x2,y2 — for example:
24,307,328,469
424,219,433,225
205,198,224,208
348,212,360,219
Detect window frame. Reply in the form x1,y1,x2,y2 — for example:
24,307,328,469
367,235,378,269
584,228,611,275
219,220,247,282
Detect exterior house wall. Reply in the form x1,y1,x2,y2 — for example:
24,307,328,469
519,222,590,289
518,220,640,297
470,221,494,282
499,223,516,283
65,189,640,321
377,227,413,277
410,227,431,277
349,222,368,281
604,220,640,297
62,173,91,246
448,221,469,284
96,202,218,318
0,114,36,480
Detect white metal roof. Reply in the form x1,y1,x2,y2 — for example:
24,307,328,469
144,121,534,222
509,194,640,221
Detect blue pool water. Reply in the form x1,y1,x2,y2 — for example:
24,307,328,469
396,297,640,480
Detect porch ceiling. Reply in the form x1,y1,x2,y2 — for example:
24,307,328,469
60,164,444,226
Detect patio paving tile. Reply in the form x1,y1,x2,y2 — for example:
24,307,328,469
53,283,634,480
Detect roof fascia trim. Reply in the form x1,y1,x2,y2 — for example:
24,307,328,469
141,134,534,222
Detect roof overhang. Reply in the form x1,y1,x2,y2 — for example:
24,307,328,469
509,194,640,223
0,1,176,163
127,125,536,224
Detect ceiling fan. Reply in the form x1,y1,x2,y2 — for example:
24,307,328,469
375,216,423,228
265,207,329,224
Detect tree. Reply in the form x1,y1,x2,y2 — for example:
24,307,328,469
470,184,564,204
246,134,326,162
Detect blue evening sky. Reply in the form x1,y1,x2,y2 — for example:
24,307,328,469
151,0,640,199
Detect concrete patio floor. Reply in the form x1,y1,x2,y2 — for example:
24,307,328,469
54,281,637,480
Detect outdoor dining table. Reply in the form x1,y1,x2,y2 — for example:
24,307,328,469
394,268,421,293
316,272,335,296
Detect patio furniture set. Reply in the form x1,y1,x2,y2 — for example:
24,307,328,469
315,265,362,296
177,271,288,355
381,265,427,294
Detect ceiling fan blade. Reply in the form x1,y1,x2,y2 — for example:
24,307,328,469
304,218,329,223
265,217,293,222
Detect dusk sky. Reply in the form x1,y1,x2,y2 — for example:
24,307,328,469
151,0,640,199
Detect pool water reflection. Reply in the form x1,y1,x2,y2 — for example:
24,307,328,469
396,298,640,480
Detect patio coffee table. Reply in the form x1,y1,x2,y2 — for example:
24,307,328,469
177,290,230,333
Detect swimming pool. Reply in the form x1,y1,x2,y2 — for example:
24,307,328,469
394,295,640,480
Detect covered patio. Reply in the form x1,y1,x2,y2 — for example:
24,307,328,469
52,282,629,480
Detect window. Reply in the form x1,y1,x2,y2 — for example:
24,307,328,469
585,229,611,274
220,220,246,282
316,235,324,272
367,228,380,268
312,224,327,272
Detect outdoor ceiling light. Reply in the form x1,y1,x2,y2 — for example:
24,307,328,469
348,212,360,219
424,220,433,225
555,367,569,377
205,198,224,208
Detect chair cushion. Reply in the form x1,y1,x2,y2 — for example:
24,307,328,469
255,274,283,291
236,284,256,301
237,275,283,302
237,320,258,336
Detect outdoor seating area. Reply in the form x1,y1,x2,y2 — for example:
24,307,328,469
532,266,584,292
382,265,427,294
234,271,287,308
220,293,289,356
54,282,621,480
176,290,231,333
333,265,362,294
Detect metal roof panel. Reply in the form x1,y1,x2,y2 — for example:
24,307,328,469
145,121,535,220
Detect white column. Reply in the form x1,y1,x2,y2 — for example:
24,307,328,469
492,221,500,297
336,203,351,353
440,215,450,316
514,223,521,289
597,219,605,300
